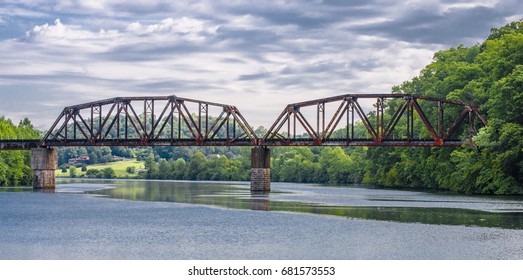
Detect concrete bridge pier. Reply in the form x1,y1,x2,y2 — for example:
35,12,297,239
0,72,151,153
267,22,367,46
251,147,271,192
31,148,58,190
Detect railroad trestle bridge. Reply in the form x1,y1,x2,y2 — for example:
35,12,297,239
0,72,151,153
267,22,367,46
0,94,487,191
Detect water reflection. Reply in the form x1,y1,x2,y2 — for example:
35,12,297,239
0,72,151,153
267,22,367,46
250,193,270,211
0,187,33,193
85,180,523,230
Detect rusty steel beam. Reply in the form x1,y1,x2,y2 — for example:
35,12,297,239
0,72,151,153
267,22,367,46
0,140,40,150
287,93,475,107
261,94,487,147
41,95,258,147
0,93,486,150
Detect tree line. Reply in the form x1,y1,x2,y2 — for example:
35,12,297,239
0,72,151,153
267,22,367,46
364,21,523,194
0,117,40,186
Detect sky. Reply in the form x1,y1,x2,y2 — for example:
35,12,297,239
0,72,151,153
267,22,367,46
0,0,522,130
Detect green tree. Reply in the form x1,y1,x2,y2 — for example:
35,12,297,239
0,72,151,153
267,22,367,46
144,155,159,179
158,158,173,179
101,167,116,179
184,152,207,180
172,158,187,180
86,169,100,178
126,166,136,174
364,20,523,194
69,166,77,178
0,117,39,187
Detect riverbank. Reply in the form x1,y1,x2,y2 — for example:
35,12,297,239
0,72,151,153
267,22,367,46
55,160,144,178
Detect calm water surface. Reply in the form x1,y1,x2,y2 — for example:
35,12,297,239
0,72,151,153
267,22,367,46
1,179,522,259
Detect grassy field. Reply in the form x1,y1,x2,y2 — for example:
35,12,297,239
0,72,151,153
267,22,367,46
56,160,145,178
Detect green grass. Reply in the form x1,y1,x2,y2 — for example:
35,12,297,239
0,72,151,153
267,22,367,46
56,160,145,178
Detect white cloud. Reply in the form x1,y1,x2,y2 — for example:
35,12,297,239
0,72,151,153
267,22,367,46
28,19,87,39
22,18,122,54
126,17,219,42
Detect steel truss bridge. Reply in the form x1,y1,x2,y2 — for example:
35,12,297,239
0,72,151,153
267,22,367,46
0,94,487,150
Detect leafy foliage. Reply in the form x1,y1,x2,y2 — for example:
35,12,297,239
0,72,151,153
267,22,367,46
0,117,40,186
365,20,523,194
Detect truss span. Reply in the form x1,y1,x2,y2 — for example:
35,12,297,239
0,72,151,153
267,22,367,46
260,94,487,147
41,95,258,147
0,93,488,148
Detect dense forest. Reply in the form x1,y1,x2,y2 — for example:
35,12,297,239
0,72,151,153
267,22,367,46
1,21,522,194
0,117,41,186
364,21,523,194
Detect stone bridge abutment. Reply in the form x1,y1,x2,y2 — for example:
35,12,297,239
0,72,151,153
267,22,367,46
31,148,58,190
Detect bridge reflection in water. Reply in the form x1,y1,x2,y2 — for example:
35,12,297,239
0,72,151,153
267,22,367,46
67,180,522,230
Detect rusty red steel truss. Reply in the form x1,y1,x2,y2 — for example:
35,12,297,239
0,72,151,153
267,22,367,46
37,94,487,147
42,96,258,147
260,94,487,147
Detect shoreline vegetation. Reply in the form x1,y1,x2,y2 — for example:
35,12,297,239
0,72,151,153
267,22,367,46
2,21,523,195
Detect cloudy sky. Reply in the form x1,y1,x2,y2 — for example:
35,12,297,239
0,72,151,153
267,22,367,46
0,0,522,130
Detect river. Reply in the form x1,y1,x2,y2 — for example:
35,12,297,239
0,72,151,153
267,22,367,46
1,179,522,259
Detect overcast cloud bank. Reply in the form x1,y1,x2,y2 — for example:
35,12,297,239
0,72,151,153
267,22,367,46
0,0,521,128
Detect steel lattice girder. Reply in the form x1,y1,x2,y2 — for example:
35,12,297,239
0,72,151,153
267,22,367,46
26,93,488,148
41,95,258,147
260,94,487,147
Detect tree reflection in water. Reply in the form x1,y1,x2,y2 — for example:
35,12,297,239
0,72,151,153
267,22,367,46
81,180,523,230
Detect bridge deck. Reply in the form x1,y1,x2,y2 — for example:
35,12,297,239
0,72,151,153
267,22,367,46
0,140,40,150
0,138,466,149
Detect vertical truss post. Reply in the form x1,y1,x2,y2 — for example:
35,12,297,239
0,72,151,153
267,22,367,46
352,104,355,139
143,100,147,133
178,101,181,139
124,102,128,139
469,109,476,137
437,101,443,138
96,105,102,141
151,99,155,138
198,102,202,133
287,108,291,141
72,110,77,140
293,112,296,139
202,103,209,135
377,97,384,140
226,111,230,141
233,116,236,139
64,110,68,141
406,98,413,141
346,102,349,140
90,106,94,137
170,101,175,142
116,101,121,141
98,106,102,134
317,103,325,137
350,102,355,140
